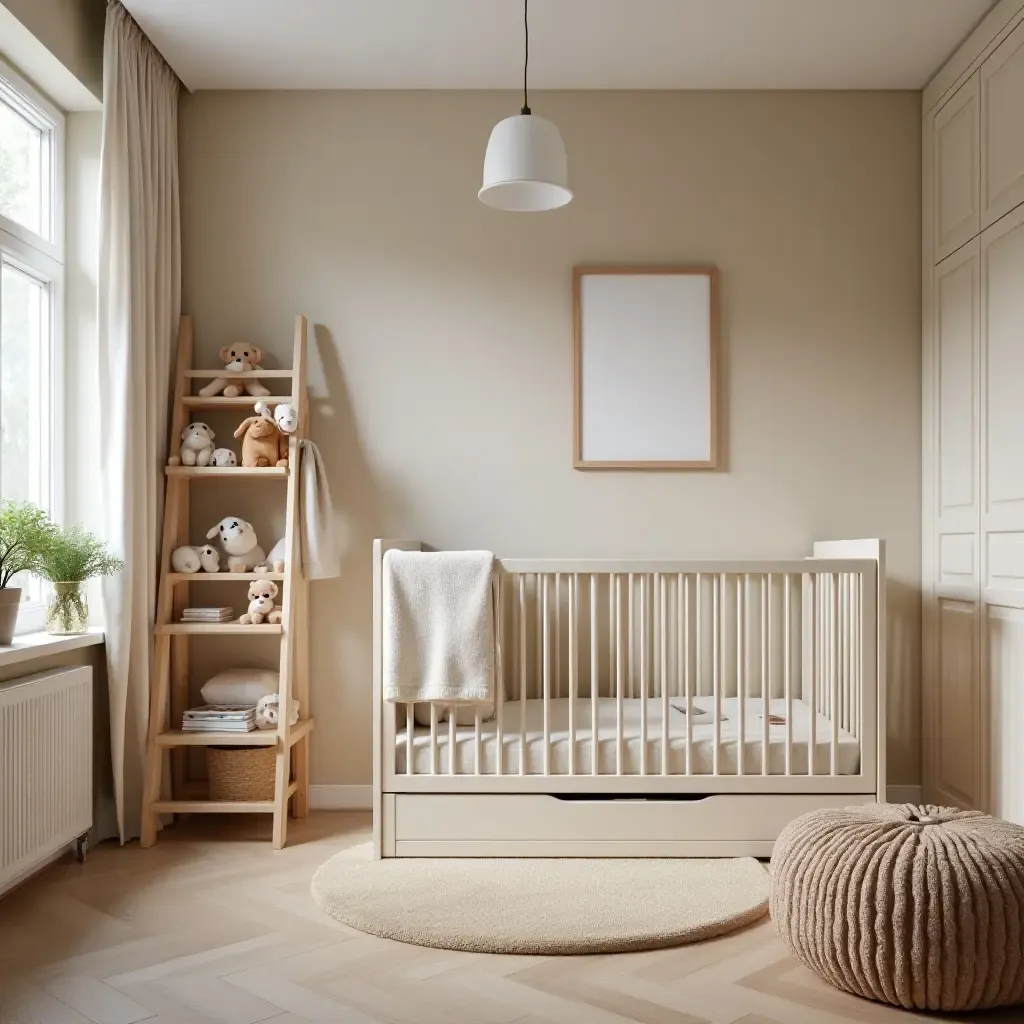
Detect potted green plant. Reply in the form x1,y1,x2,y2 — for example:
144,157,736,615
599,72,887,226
0,501,58,644
35,524,123,635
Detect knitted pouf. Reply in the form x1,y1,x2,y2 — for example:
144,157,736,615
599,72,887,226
770,804,1024,1013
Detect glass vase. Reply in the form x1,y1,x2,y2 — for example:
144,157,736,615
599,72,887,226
46,581,89,635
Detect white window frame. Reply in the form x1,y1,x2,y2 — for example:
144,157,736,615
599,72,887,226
0,56,65,634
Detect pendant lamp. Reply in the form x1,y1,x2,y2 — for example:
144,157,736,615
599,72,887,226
479,0,571,211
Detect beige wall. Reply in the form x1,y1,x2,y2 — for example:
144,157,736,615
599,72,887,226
0,0,104,100
178,90,923,787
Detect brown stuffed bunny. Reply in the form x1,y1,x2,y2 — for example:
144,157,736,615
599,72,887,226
197,345,271,398
234,414,288,468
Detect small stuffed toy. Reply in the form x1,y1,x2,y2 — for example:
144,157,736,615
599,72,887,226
234,413,287,468
254,693,299,729
197,345,271,399
239,578,281,625
254,400,299,435
171,544,221,573
206,517,266,573
255,537,286,575
210,448,237,468
168,422,215,467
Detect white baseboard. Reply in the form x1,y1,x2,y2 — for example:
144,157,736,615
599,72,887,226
886,785,923,804
309,785,372,811
308,784,921,811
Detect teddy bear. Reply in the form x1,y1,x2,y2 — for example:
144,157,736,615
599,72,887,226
234,413,288,468
239,578,282,625
171,544,221,573
167,422,215,467
210,448,237,468
254,692,299,730
206,517,266,573
197,345,271,399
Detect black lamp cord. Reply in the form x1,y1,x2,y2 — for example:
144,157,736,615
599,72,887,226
521,0,531,115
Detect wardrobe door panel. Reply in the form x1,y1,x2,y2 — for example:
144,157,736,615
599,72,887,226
935,73,981,262
981,20,1024,230
986,604,1024,824
935,599,980,809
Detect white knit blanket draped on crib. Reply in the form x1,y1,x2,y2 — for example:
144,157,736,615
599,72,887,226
383,550,496,724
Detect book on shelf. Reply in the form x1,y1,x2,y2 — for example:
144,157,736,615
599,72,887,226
181,607,234,622
182,704,256,732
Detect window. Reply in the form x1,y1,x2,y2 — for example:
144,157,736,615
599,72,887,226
0,59,63,633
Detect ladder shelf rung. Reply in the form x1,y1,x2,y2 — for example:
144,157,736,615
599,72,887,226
165,466,288,479
156,719,314,748
156,623,283,635
185,369,293,379
182,395,294,410
151,783,298,815
167,572,286,583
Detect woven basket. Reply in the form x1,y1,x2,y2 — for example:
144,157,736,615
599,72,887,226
207,745,276,802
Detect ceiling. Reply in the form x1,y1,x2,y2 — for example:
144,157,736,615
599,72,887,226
121,0,996,92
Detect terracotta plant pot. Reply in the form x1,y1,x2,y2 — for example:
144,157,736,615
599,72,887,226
0,587,22,645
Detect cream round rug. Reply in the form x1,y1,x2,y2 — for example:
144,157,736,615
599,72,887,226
311,844,769,954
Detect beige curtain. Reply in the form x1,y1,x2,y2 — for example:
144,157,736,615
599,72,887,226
98,1,181,842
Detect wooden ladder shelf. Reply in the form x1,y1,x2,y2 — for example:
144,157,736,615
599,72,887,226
141,314,313,849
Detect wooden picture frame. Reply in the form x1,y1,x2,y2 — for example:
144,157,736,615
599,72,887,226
573,265,719,470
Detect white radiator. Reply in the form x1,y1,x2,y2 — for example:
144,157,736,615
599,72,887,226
1,666,92,896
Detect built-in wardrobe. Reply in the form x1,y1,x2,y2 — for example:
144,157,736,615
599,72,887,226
923,0,1024,823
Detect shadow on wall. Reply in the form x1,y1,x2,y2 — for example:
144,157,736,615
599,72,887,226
886,578,921,789
308,325,395,781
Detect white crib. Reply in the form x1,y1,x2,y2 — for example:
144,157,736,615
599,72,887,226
372,538,885,858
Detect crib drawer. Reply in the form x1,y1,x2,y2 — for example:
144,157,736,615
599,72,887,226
391,793,875,857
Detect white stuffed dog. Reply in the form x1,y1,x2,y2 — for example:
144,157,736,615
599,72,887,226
197,345,271,399
239,578,281,625
254,400,298,435
255,537,286,574
210,448,237,467
254,693,299,729
170,544,221,573
168,422,215,467
206,517,266,573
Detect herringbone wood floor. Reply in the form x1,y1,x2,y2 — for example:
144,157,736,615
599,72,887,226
0,813,1018,1024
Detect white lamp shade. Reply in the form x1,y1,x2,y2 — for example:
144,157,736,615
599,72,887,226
479,114,572,212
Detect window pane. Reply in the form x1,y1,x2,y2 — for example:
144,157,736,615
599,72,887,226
1,262,48,505
0,98,43,236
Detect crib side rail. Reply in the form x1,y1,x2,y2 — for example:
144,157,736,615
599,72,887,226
376,541,882,801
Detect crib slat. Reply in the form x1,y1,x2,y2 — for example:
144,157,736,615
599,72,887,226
784,573,792,776
831,572,839,776
692,573,700,776
406,703,414,776
519,574,526,776
628,572,635,701
762,573,769,776
542,574,551,776
661,574,669,775
555,573,562,701
616,574,624,775
737,575,745,777
568,572,577,776
430,703,438,775
591,574,599,776
684,574,692,775
448,707,456,776
640,574,648,775
474,708,482,776
809,573,817,777
713,573,722,776
495,577,503,776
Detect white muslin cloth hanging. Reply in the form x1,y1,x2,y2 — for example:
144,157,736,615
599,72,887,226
383,550,496,723
298,439,341,580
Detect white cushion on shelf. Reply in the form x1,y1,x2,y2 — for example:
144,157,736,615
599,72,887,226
200,668,279,706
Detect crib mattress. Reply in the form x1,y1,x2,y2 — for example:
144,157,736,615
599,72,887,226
394,696,861,777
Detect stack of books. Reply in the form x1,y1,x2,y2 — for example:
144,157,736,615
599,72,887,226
181,606,234,624
182,705,256,733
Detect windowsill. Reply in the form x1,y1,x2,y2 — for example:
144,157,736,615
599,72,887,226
0,627,104,669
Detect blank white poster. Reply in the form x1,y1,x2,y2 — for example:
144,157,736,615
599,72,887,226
577,270,715,466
